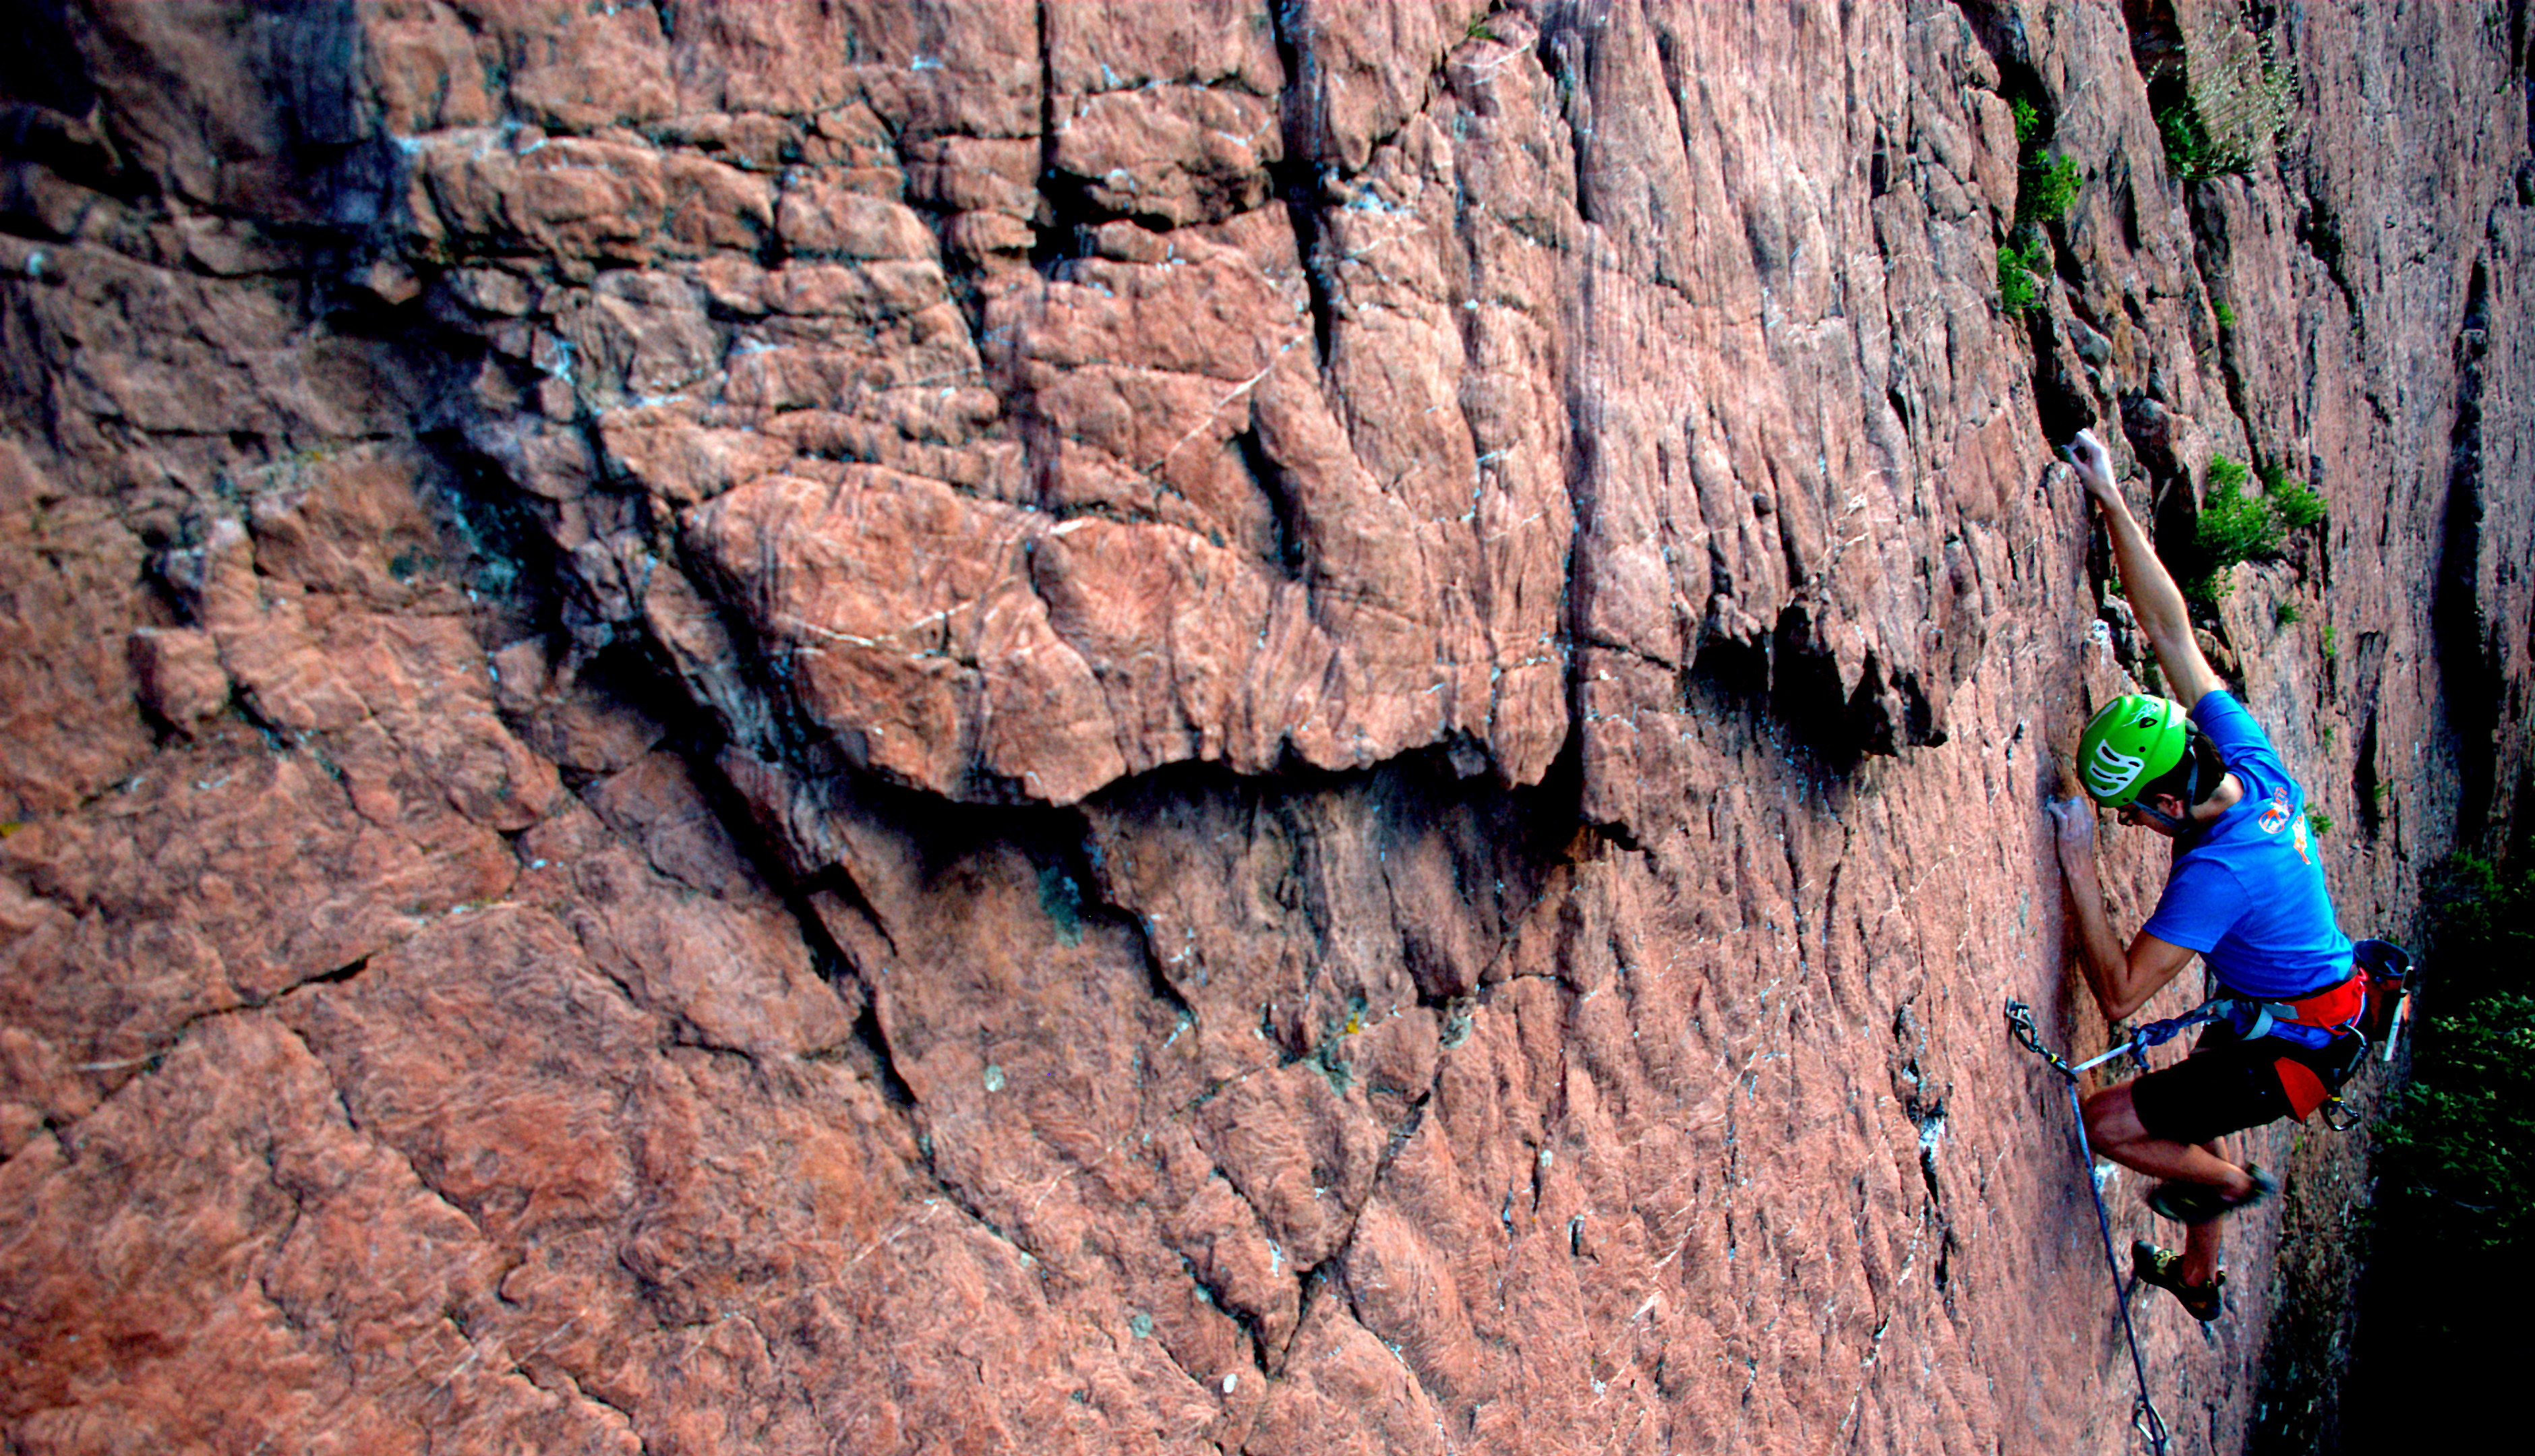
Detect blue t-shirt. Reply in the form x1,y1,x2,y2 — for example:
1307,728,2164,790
2139,692,2353,998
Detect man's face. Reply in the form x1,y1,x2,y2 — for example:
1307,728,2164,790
2119,795,2188,837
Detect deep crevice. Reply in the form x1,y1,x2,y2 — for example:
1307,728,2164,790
847,998,918,1110
1265,0,1335,367
1536,11,1597,228
1768,604,1866,775
0,0,96,119
2432,255,2499,850
2353,709,2384,840
1236,425,1309,580
1180,1250,1272,1376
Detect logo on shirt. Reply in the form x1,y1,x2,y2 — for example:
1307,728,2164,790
2259,787,2293,835
2293,812,2313,865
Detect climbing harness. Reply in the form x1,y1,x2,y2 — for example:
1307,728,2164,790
2033,939,2416,1130
2005,1000,2172,1456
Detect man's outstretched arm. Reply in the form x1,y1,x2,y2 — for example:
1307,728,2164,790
2066,430,2224,708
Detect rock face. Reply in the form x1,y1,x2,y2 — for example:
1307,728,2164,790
3,2,2530,1453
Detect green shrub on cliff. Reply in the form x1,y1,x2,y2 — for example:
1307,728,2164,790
2157,18,2295,183
2189,456,2325,603
1998,235,2050,317
1997,89,2078,317
2155,101,2225,183
2366,855,2535,1322
2006,90,2080,226
2263,461,2327,530
2189,456,2282,601
2019,154,2081,226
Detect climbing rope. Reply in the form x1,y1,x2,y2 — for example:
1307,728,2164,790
2005,1000,2173,1456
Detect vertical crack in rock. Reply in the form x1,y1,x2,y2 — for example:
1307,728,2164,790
1235,425,1311,581
1648,24,1700,219
2435,253,2499,847
1179,1247,1274,1378
1979,36,2097,448
2352,703,2386,840
1027,0,1085,278
2292,185,2364,322
1536,9,1598,229
1061,808,1199,1033
2189,181,2265,450
834,992,919,1110
1267,0,1337,367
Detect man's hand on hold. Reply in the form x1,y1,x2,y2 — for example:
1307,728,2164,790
2064,427,2118,506
2048,795,2097,871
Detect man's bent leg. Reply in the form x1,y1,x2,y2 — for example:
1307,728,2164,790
2081,1083,2259,1194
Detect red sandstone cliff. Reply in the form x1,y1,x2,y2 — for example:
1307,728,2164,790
3,2,2529,1453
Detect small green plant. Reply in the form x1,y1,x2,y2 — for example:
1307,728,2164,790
2156,17,2296,183
2019,155,2082,224
2006,89,2081,227
1996,86,2077,317
2010,96,2042,148
2156,102,2222,182
2263,461,2327,530
2307,810,2333,836
2215,299,2237,329
1998,233,2050,316
2275,600,2302,628
2321,623,2338,664
2275,481,2325,529
2188,455,2284,602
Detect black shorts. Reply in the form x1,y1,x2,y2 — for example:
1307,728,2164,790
2127,1021,2353,1146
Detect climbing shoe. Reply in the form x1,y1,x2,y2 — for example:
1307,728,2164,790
2146,1163,2275,1224
2131,1240,2225,1322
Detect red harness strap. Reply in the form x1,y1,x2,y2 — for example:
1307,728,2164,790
2263,968,2368,1032
2267,966,2368,1121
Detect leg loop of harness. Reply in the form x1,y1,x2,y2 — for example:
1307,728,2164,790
2275,1058,2333,1121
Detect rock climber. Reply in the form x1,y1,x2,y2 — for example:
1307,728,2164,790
2046,428,2364,1323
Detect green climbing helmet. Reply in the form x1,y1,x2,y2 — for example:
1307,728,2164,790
2077,693,2191,807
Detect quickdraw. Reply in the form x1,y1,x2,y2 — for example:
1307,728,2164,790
2005,1000,2172,1456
